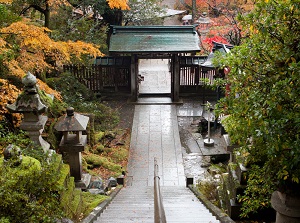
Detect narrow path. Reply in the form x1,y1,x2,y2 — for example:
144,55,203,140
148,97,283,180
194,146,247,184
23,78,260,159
127,104,186,187
95,103,220,223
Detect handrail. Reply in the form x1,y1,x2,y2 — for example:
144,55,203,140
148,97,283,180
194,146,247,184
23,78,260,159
154,157,167,223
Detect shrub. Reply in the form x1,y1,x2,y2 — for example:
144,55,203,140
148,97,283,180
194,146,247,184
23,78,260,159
47,73,119,131
0,153,64,223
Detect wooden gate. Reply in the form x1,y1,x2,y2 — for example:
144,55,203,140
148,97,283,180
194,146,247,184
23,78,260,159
63,56,131,93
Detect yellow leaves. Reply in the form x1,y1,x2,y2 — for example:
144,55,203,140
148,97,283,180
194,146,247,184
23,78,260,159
0,78,21,121
249,25,259,35
65,40,102,59
0,38,7,49
1,21,101,76
285,56,296,65
281,166,289,180
0,0,12,3
0,20,101,123
292,177,299,184
1,21,52,50
0,0,69,6
0,37,11,59
4,60,25,79
107,0,129,10
48,0,71,7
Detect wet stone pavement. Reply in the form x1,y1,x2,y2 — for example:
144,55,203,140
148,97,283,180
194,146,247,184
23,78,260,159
127,104,186,187
95,99,223,222
95,55,226,223
177,99,228,183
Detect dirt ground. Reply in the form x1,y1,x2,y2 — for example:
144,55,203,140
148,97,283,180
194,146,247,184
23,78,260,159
102,94,135,130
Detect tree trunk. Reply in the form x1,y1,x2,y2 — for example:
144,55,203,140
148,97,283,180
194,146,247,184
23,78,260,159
271,191,300,223
44,1,50,28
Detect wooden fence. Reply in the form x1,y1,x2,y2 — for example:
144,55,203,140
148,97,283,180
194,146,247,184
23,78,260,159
63,56,217,94
180,66,215,86
179,56,216,88
63,64,131,92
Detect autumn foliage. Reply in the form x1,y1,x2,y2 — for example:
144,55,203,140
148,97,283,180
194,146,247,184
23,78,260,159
0,79,22,125
181,0,254,47
1,21,101,74
0,20,102,119
107,0,129,9
0,18,102,123
202,36,229,50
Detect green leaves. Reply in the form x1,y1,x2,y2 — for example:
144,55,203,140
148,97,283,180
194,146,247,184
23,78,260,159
0,4,20,28
0,151,65,223
217,0,300,217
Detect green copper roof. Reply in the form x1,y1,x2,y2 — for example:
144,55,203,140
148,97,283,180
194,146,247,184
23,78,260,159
109,26,200,54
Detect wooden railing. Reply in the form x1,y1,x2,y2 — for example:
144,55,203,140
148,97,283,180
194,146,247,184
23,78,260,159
154,157,166,223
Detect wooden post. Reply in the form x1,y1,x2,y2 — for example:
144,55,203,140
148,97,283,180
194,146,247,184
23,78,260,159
130,54,137,102
173,54,180,102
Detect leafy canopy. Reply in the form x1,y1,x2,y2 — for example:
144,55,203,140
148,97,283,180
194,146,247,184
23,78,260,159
216,0,300,216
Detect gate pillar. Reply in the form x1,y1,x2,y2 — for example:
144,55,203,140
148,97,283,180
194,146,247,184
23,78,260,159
173,54,180,102
130,54,138,102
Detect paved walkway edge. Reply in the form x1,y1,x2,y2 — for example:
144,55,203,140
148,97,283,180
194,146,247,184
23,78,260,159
188,185,235,223
80,186,122,223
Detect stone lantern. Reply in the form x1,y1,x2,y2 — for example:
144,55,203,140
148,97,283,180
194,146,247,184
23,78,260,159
197,12,212,35
7,72,50,152
54,107,90,189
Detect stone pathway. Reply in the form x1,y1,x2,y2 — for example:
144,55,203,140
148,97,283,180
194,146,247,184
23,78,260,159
127,104,185,187
95,58,222,222
139,59,171,95
95,103,220,223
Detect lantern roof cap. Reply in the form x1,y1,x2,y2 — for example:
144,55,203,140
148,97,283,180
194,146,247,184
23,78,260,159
54,107,89,132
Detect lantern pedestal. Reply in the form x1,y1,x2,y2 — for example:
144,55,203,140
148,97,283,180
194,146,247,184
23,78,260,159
20,115,50,152
271,191,300,223
59,134,87,184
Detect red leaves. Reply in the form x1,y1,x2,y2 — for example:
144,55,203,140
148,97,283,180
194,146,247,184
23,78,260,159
202,36,229,51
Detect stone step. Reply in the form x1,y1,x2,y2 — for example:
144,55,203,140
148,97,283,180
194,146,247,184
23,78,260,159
100,211,153,218
95,186,220,223
96,217,153,223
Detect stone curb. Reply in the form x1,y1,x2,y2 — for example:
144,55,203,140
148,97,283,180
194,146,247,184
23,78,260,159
188,185,235,223
80,186,123,223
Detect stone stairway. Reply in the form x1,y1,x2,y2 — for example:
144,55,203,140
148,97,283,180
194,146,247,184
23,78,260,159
162,186,220,223
94,57,222,223
95,185,220,223
95,186,153,223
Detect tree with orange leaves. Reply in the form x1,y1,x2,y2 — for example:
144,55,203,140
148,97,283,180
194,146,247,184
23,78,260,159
0,21,102,79
0,4,102,126
180,0,254,46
